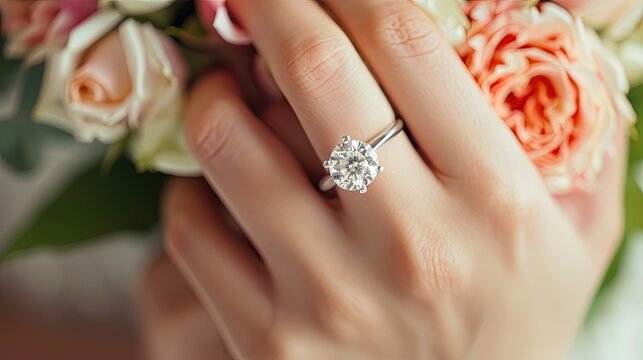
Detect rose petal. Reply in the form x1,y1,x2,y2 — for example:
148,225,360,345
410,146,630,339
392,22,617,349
459,0,634,195
213,5,251,45
34,9,124,142
70,32,131,105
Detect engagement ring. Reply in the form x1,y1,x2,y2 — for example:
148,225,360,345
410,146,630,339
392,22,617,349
319,119,404,194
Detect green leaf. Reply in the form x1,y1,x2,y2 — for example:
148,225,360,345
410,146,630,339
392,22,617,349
625,84,643,235
0,52,22,92
130,0,185,29
0,158,167,261
0,60,44,171
0,37,73,172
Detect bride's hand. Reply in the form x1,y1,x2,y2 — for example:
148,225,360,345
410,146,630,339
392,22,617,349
139,254,233,360
163,1,628,358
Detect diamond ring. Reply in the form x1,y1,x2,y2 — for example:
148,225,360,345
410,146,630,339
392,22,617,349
319,119,404,194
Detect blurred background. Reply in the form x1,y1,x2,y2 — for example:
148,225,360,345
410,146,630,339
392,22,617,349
2,19,643,360
0,140,149,359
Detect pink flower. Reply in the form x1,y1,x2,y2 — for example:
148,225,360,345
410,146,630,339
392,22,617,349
0,0,97,64
195,0,251,45
459,0,635,194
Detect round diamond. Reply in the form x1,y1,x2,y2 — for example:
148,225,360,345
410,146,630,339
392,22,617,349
326,138,380,193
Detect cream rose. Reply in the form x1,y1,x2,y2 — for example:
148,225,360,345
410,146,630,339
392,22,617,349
99,0,174,15
618,23,643,86
553,0,643,41
196,0,251,45
459,0,635,194
0,0,97,65
34,11,199,176
603,22,643,88
414,0,470,46
554,0,643,86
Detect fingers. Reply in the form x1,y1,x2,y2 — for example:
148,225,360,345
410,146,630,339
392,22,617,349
325,0,536,182
184,71,349,283
228,0,393,156
163,177,271,350
139,255,232,360
261,102,324,180
228,0,434,205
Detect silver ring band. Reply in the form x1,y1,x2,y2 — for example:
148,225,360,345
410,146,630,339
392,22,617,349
319,119,404,192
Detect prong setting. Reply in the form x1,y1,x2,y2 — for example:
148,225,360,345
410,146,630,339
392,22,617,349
318,119,404,195
325,136,380,194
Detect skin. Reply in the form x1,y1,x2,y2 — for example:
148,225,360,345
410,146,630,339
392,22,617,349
139,255,232,360
146,0,628,359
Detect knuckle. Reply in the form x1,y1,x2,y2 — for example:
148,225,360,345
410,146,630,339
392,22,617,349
282,31,355,97
259,325,304,360
371,1,444,60
408,227,462,297
488,185,537,228
477,181,541,261
466,162,540,225
313,283,387,340
186,100,238,165
386,206,465,297
417,235,460,295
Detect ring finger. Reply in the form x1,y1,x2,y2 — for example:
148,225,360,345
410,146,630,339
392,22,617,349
324,0,538,185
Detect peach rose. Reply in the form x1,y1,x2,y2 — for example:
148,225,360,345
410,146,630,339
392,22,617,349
459,0,635,194
196,0,251,45
0,0,97,65
34,11,199,175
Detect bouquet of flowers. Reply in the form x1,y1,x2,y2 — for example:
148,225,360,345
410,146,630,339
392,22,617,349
0,0,641,275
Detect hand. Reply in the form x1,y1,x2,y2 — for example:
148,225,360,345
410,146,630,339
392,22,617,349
163,1,628,359
139,254,233,360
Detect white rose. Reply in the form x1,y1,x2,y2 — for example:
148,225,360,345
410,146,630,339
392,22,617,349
414,0,470,47
34,10,200,176
554,0,643,41
556,0,643,87
99,0,174,15
617,23,643,87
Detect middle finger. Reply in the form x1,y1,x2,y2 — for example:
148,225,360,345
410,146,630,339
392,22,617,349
229,0,435,202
